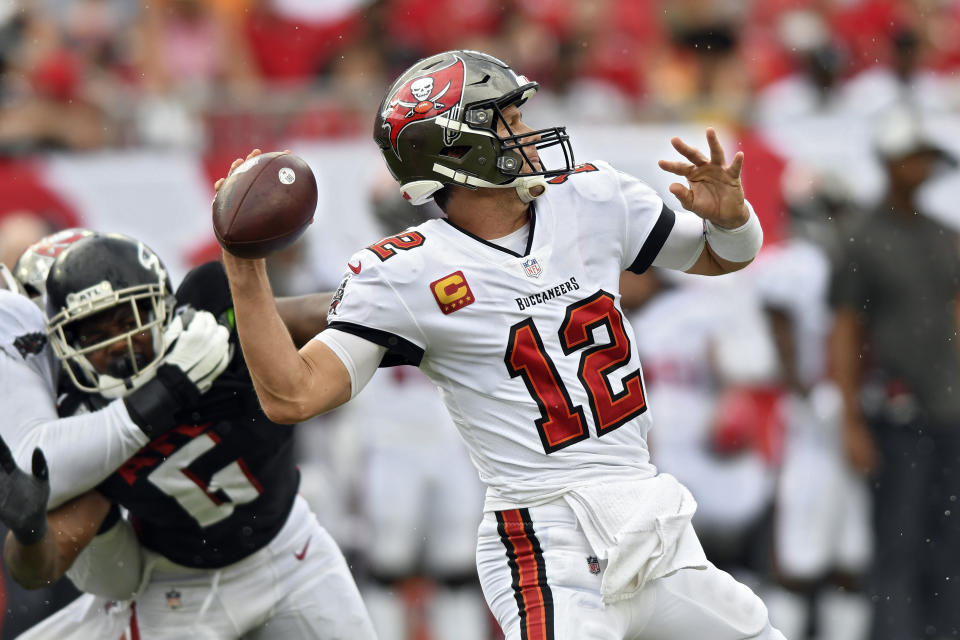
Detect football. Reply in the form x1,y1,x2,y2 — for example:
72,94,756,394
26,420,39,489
212,151,318,259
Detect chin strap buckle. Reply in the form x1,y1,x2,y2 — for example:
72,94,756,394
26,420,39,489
516,176,548,203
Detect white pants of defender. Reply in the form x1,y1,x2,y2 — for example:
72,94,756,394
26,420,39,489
18,495,376,639
477,500,785,640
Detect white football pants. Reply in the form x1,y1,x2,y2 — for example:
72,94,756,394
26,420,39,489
477,500,786,640
18,495,375,639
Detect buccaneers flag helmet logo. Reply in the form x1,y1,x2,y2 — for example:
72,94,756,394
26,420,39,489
380,57,466,157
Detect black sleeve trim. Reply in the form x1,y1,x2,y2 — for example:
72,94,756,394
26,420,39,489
96,502,121,535
326,321,424,368
627,203,676,274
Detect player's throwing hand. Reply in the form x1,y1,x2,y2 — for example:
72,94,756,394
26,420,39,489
658,128,748,229
0,437,49,545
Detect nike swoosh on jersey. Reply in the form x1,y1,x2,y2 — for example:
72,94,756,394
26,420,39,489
294,536,311,561
348,261,362,274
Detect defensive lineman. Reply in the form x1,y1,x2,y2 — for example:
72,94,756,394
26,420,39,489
221,50,786,639
1,233,375,638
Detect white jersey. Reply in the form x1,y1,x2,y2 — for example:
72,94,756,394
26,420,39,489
327,161,675,510
750,238,831,387
0,289,147,508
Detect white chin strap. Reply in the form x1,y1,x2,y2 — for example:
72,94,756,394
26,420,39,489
408,165,550,205
514,176,548,203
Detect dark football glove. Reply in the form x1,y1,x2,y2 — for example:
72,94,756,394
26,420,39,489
0,437,49,545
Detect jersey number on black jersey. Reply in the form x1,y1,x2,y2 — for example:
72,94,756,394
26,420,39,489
505,291,647,454
147,430,263,527
117,423,264,528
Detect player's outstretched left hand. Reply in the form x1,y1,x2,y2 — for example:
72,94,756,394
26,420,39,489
658,128,748,229
0,437,49,545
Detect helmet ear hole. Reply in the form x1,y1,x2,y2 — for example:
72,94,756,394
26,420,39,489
440,145,471,159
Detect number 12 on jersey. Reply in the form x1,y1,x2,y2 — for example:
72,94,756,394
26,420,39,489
505,291,647,454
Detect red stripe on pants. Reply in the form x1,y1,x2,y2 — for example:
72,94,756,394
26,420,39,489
500,509,549,640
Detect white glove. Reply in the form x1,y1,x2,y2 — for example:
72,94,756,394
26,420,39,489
163,309,231,393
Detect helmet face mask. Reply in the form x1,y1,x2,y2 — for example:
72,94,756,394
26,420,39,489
374,50,575,205
45,234,173,398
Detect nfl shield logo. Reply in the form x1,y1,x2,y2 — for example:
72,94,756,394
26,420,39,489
587,556,601,575
166,589,182,610
522,257,542,278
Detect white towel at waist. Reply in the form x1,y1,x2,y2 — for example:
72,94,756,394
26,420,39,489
563,473,708,603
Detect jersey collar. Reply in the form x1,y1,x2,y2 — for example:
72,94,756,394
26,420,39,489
441,204,537,259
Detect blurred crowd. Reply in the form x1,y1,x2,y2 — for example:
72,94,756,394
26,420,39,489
1,1,960,639
0,0,959,151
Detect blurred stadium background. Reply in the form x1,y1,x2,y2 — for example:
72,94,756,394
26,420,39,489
1,0,959,639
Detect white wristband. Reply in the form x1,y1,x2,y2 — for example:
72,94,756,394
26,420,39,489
704,201,763,263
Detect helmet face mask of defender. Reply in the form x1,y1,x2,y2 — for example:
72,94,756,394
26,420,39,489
45,234,174,399
374,50,575,206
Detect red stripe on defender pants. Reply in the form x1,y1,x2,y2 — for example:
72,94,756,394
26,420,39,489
496,508,555,640
128,601,140,640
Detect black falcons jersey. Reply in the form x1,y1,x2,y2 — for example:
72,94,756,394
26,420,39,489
58,262,299,569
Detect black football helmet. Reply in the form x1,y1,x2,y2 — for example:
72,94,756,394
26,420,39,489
45,233,174,398
373,50,575,205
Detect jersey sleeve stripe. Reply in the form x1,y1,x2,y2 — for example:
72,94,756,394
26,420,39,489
627,203,676,274
326,321,424,367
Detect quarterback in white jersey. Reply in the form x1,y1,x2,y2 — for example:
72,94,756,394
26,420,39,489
221,50,784,639
327,158,669,508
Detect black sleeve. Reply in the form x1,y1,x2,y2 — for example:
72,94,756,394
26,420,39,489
175,261,234,317
325,321,424,368
626,203,676,274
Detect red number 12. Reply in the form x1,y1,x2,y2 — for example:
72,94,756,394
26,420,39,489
505,291,647,453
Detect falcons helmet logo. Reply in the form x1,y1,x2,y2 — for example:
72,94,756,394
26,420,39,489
380,57,466,157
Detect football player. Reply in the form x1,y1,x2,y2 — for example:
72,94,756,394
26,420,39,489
3,228,221,510
751,186,872,640
0,228,232,637
2,233,375,639
220,50,786,639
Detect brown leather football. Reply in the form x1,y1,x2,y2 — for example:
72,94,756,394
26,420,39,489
212,151,318,259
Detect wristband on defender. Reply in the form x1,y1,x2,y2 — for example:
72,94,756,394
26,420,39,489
704,201,763,263
123,364,201,439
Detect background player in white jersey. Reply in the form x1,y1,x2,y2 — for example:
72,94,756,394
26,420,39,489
626,270,777,579
751,173,872,640
0,233,375,639
220,50,785,639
